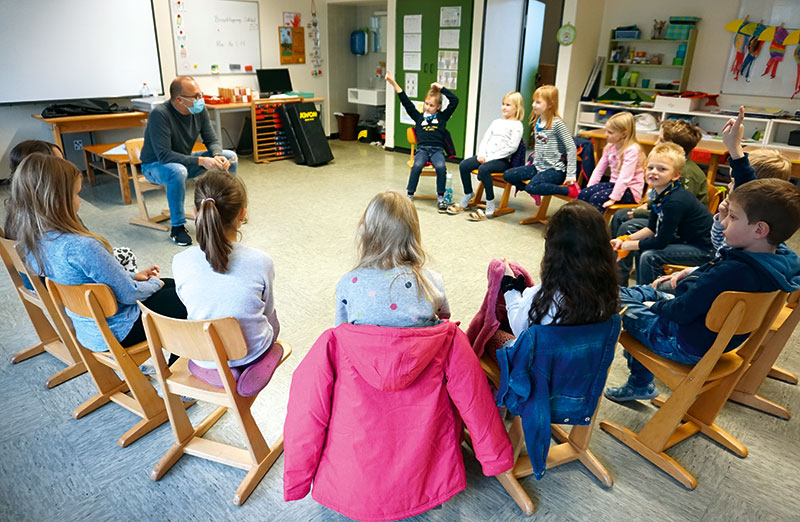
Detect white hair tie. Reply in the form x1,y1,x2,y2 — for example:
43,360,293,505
201,197,215,204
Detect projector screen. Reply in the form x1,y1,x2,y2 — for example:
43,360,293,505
0,0,163,104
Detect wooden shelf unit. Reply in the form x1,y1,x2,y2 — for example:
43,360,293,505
251,98,300,164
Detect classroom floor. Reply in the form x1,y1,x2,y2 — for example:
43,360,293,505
1,141,799,522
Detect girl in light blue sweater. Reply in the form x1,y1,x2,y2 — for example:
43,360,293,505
8,154,186,353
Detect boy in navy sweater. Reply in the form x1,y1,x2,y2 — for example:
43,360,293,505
606,178,800,402
386,70,459,211
611,143,715,286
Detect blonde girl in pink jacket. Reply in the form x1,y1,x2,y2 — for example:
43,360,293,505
578,111,645,212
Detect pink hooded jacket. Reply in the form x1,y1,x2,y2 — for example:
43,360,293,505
283,321,513,522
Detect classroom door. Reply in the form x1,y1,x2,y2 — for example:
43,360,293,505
394,0,473,157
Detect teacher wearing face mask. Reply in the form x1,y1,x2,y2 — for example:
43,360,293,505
140,76,238,247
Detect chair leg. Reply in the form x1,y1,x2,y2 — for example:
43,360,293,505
600,420,698,490
73,390,118,419
496,471,535,516
151,405,227,481
768,365,798,385
519,196,552,225
45,361,87,389
10,342,46,363
728,390,791,420
234,436,284,506
118,408,171,448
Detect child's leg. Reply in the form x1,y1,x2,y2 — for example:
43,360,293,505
610,208,634,237
407,148,432,194
577,182,612,211
636,244,715,286
503,165,536,191
429,150,447,195
525,169,567,196
458,156,481,196
476,159,509,201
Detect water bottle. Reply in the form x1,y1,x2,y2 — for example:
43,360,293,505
139,82,152,97
443,173,454,205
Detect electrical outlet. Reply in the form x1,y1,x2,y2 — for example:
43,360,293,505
73,139,83,151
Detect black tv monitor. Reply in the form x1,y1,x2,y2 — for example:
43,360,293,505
256,68,293,95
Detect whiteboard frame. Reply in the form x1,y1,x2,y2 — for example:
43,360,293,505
170,0,261,76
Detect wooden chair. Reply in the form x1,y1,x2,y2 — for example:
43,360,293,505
472,323,619,516
707,183,722,214
140,304,291,505
600,290,786,489
602,186,650,226
466,140,527,218
125,138,171,231
406,127,438,200
728,289,800,419
0,230,86,388
46,279,188,446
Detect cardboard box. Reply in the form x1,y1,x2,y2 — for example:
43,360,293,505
579,111,596,124
653,95,703,112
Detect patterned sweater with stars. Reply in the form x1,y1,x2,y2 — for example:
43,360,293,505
335,266,451,327
398,87,459,150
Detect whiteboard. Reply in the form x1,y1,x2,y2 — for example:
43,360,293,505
171,0,260,75
0,0,163,104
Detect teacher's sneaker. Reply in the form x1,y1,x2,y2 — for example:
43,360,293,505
170,226,192,246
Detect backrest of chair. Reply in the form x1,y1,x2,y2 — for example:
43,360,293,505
125,138,144,166
46,280,118,319
406,126,417,145
705,291,784,336
0,234,30,293
707,184,721,214
139,303,248,362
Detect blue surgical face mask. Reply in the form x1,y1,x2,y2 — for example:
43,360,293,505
182,96,205,114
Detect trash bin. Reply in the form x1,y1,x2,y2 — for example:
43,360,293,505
335,112,360,141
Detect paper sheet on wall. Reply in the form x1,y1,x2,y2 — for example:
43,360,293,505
439,29,460,49
440,6,461,27
400,99,424,125
404,33,421,52
437,70,457,90
404,14,422,34
438,51,458,70
403,52,421,71
405,72,418,98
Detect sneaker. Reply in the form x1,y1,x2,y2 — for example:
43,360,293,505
459,193,473,208
139,363,156,377
567,184,581,199
170,226,192,246
438,200,448,213
604,382,658,403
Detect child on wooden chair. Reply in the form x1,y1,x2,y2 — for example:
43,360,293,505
173,171,282,396
386,71,459,212
335,190,450,327
605,178,800,402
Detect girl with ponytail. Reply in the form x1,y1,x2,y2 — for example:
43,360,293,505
172,170,282,394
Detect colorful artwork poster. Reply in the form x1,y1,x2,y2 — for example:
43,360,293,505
279,26,305,64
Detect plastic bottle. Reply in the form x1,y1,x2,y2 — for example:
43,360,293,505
443,173,454,205
139,83,152,97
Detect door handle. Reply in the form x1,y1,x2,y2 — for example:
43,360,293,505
423,63,428,73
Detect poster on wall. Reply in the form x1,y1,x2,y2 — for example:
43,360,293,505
439,29,460,49
404,14,422,33
405,72,418,98
720,0,799,98
279,26,305,64
400,99,424,125
403,52,421,71
440,6,461,27
437,70,457,89
438,50,459,70
283,12,300,26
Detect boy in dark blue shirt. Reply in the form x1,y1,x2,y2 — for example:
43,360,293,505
606,178,800,402
386,70,459,211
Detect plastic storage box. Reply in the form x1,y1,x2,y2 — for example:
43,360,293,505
614,29,640,39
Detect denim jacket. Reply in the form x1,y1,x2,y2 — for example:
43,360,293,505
496,316,620,479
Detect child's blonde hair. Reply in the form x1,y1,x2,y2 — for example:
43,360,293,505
606,112,645,172
425,86,443,107
194,170,248,274
748,148,792,181
356,191,435,302
531,85,560,129
647,142,686,174
503,91,525,121
9,154,111,273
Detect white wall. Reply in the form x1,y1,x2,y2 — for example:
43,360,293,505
0,0,330,178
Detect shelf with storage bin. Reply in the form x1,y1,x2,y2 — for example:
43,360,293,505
766,119,800,152
604,29,696,93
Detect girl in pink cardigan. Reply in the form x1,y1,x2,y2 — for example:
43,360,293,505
578,111,645,212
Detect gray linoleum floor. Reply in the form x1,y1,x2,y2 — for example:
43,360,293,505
1,141,800,522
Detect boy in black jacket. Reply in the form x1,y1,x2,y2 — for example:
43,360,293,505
606,178,800,402
611,143,715,286
386,70,459,212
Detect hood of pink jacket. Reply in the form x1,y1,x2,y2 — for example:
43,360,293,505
335,321,455,392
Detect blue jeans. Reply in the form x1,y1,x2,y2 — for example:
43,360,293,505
408,145,446,195
459,156,510,201
634,243,714,286
619,286,702,387
503,165,568,196
142,150,238,227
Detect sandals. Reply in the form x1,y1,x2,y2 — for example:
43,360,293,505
446,204,465,215
467,209,489,221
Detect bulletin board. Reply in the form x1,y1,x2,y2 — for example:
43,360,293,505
721,0,799,98
171,0,260,75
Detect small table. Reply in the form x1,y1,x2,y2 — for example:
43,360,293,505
83,143,134,204
32,112,148,152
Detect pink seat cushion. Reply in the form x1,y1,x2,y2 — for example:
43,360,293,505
187,342,283,397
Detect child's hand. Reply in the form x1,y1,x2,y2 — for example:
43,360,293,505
717,198,729,220
602,199,616,208
385,70,401,92
134,265,160,281
626,210,634,219
385,70,394,83
477,156,486,164
721,106,745,160
565,180,576,186
609,238,624,250
430,82,444,90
